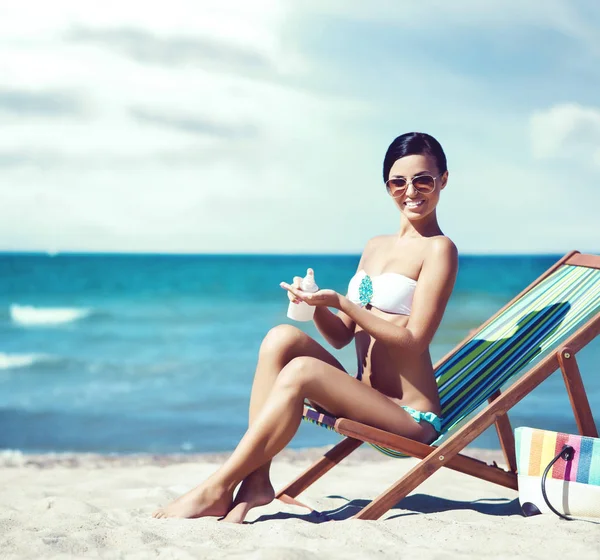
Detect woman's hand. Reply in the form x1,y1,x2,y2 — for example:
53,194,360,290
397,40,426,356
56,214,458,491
285,275,304,305
280,281,342,309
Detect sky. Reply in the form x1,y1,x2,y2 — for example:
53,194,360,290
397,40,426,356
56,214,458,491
0,0,599,255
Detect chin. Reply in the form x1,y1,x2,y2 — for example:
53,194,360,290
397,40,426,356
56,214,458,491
402,205,426,214
403,209,432,221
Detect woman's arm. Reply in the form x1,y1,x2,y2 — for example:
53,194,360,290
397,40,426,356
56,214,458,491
339,237,458,353
284,237,458,354
312,306,355,350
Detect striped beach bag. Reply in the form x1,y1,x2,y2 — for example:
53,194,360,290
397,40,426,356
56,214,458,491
515,427,600,519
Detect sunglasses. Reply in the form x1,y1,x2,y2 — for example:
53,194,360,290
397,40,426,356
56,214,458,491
385,173,441,197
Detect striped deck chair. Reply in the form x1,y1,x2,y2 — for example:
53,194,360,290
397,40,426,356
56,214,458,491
276,251,600,520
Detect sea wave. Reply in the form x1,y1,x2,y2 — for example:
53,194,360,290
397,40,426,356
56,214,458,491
10,304,92,326
0,352,53,370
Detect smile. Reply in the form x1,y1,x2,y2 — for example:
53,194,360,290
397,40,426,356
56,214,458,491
404,200,425,208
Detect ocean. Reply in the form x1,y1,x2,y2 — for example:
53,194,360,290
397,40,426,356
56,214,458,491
1,253,598,455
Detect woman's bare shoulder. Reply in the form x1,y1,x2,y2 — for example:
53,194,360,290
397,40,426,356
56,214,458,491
424,235,458,270
426,235,458,255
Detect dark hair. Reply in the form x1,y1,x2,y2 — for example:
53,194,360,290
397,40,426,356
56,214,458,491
382,132,447,182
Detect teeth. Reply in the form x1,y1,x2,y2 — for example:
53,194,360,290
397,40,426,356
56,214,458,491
405,200,424,207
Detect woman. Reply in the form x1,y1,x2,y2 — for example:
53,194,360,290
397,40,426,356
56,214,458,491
153,132,458,523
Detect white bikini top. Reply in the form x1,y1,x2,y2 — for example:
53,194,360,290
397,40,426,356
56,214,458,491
347,269,417,315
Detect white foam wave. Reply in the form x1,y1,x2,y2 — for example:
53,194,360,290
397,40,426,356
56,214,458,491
0,449,26,467
0,352,50,370
10,304,92,326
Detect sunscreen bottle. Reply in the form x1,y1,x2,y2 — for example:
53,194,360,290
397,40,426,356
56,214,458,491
287,270,319,321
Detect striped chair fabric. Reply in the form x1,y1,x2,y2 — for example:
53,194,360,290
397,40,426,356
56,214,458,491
304,264,600,458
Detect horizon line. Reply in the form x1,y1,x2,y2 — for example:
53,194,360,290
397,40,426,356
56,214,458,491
0,250,589,258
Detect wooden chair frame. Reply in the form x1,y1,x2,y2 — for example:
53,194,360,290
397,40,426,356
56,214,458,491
276,251,600,520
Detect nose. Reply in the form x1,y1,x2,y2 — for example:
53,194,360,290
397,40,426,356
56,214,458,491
405,180,419,196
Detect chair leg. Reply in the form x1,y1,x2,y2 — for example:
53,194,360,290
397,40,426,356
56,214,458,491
275,437,363,502
488,390,517,473
558,347,599,437
353,446,447,520
353,440,518,520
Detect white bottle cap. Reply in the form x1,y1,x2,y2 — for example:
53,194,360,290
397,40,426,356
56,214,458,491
301,271,318,293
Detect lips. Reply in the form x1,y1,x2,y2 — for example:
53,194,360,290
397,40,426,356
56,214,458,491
404,199,425,209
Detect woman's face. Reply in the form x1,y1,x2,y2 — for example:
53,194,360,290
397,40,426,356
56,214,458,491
387,154,448,221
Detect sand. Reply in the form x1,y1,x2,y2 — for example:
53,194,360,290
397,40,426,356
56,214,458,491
1,446,599,559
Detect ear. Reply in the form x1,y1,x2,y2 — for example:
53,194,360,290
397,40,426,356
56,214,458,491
439,171,449,190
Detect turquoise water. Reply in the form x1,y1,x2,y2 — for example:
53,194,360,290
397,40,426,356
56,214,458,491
1,253,598,454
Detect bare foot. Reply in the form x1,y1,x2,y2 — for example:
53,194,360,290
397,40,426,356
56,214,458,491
222,474,275,524
152,479,233,519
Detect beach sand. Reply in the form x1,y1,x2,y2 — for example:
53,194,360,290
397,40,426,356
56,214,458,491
1,446,598,559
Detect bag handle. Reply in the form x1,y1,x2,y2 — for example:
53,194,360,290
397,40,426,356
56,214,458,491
540,444,575,521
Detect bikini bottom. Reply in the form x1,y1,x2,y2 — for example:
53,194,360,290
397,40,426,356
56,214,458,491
401,405,442,435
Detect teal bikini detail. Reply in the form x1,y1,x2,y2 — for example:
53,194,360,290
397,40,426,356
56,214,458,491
401,405,442,434
358,274,373,306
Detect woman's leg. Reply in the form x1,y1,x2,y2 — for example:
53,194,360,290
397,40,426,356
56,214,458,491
153,355,432,521
152,324,346,521
223,324,347,522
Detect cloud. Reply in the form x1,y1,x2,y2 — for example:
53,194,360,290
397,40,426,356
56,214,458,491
65,26,275,74
303,0,600,58
530,103,600,165
130,108,260,140
0,88,83,116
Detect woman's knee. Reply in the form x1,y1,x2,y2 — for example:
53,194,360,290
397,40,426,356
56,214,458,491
259,324,307,362
276,356,318,392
